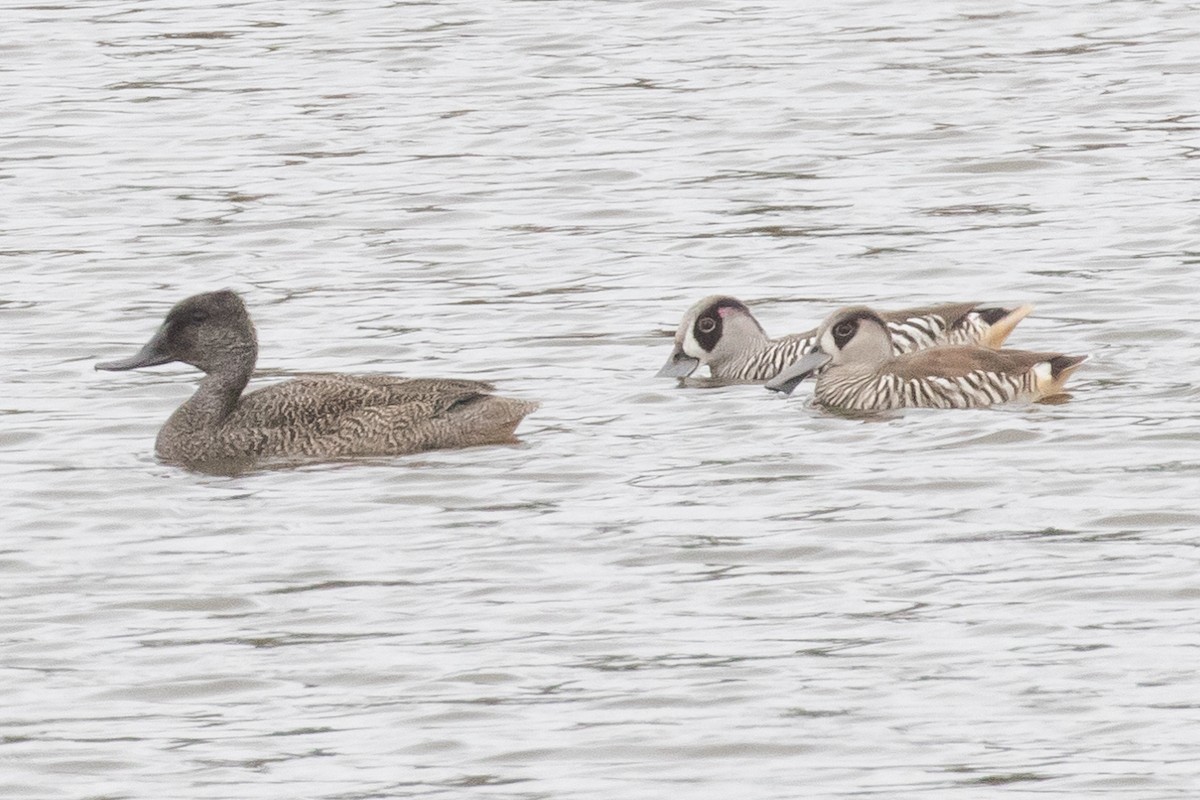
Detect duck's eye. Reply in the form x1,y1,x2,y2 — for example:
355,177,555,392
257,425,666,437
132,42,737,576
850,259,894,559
188,309,209,324
697,317,717,333
833,321,855,339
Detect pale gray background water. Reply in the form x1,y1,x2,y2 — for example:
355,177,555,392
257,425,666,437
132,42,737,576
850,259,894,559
3,1,1199,797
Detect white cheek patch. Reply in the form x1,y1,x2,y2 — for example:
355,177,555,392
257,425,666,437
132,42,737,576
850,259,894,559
681,326,706,359
819,328,838,355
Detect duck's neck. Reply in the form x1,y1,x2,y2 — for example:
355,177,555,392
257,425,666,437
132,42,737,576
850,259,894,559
178,350,254,430
715,331,784,379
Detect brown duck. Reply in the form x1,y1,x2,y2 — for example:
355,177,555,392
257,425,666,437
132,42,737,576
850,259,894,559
96,290,538,468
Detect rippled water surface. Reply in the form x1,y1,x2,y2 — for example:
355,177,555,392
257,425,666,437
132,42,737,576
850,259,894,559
4,1,1200,797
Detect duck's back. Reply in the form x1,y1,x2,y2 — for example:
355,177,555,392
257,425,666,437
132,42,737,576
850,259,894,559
887,346,1062,380
159,374,537,463
234,375,495,427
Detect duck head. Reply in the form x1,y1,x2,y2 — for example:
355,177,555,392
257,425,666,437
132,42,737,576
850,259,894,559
656,295,769,378
96,290,258,375
764,306,891,394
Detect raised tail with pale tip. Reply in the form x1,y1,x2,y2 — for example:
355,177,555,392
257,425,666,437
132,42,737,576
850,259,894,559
978,303,1034,349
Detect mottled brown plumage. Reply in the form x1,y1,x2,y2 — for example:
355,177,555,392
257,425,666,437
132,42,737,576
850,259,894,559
96,291,538,470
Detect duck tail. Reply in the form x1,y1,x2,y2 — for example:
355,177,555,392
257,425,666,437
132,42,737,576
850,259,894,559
1049,354,1088,386
978,303,1034,348
1035,354,1088,399
460,396,540,443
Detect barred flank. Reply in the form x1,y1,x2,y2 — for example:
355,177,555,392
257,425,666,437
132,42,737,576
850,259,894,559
814,368,1037,411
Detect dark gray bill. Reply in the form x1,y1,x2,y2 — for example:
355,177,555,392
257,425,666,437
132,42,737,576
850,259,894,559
656,349,700,378
95,326,174,371
763,351,831,395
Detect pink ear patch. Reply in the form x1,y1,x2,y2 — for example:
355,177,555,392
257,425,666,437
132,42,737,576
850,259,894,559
717,305,734,318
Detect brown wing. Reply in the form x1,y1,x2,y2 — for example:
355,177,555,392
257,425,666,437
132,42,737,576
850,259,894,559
887,346,1063,380
230,375,497,430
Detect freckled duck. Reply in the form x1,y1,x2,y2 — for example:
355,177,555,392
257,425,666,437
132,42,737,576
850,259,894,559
764,305,1087,410
657,295,1033,382
96,290,538,468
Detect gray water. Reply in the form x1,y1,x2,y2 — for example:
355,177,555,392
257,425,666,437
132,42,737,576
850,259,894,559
4,1,1199,797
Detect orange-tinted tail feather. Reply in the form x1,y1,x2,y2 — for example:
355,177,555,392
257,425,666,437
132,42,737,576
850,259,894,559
979,303,1034,348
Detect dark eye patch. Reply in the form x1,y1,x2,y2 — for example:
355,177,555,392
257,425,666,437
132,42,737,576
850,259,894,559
832,319,857,346
693,311,722,351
